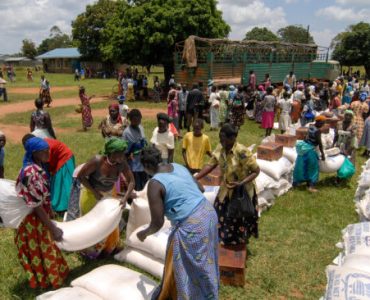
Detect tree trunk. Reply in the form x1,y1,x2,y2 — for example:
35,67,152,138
163,62,175,88
364,64,370,79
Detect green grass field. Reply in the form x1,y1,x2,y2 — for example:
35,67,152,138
0,69,363,299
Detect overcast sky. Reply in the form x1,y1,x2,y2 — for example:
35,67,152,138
0,0,369,54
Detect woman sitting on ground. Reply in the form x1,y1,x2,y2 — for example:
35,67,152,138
293,115,326,193
30,98,56,139
137,147,219,299
77,138,135,259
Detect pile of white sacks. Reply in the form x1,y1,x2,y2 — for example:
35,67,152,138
320,158,370,299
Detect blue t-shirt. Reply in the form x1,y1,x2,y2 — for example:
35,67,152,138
0,148,4,166
152,163,204,223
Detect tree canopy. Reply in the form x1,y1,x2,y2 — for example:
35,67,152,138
21,39,37,59
244,27,279,42
71,0,121,61
277,25,315,44
331,22,370,77
37,26,73,55
100,0,230,80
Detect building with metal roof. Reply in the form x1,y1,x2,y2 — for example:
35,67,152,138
36,48,81,73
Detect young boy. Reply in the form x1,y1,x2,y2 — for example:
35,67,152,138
150,113,175,163
182,119,212,174
0,131,5,178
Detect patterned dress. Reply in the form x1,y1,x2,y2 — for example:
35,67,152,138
15,164,69,288
209,143,259,245
80,92,93,129
351,100,369,141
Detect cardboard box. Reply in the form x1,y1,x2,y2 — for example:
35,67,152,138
326,118,339,129
198,166,221,186
296,127,308,140
275,134,297,148
219,244,247,287
257,142,283,161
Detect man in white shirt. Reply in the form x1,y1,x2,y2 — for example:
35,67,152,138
151,113,175,163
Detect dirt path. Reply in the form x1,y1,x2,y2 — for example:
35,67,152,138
0,96,163,143
66,107,164,119
7,86,77,94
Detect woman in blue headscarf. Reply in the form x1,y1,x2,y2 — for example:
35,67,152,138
15,135,68,289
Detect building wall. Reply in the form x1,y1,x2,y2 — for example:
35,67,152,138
43,58,77,73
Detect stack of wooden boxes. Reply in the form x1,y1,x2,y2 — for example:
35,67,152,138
257,142,283,161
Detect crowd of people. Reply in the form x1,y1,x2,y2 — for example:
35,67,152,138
1,69,370,298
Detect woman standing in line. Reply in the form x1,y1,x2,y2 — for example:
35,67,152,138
261,86,276,137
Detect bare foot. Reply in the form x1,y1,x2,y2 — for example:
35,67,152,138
308,187,318,193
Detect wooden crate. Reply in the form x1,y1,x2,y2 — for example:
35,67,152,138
326,118,339,129
257,142,283,161
275,134,297,148
219,244,247,287
296,127,308,140
198,166,221,186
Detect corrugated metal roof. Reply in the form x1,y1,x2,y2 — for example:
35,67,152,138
36,48,81,59
4,57,31,62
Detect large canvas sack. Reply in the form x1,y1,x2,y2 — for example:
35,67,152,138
339,222,370,256
55,198,122,251
323,265,370,300
203,186,219,205
71,264,157,300
359,171,370,188
319,155,345,173
36,287,102,300
271,178,292,197
341,254,370,274
255,172,280,194
257,189,275,204
126,225,170,261
256,157,293,180
282,147,297,163
114,247,164,278
0,179,32,228
356,197,370,221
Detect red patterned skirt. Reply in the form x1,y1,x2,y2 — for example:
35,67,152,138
15,213,69,289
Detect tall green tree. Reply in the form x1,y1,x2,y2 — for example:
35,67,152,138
21,39,37,59
244,27,279,42
101,0,230,82
37,26,73,54
71,0,121,61
277,25,315,44
331,22,370,77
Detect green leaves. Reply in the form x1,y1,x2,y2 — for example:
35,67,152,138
244,27,280,42
331,22,370,76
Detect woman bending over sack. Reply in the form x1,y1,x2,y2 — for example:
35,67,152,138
293,115,326,193
77,138,135,259
15,136,69,289
136,147,219,299
196,123,260,246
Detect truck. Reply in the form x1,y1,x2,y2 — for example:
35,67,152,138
174,36,340,88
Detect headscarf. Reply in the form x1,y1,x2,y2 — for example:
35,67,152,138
315,115,327,122
109,103,122,124
229,85,235,91
257,85,265,92
344,109,354,116
360,92,368,102
21,137,49,180
103,137,128,156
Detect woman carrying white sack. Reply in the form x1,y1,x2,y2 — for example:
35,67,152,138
77,138,135,259
278,91,293,134
136,147,219,300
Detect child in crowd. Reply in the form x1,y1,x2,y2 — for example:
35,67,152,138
182,118,212,174
0,131,5,178
150,113,175,163
122,109,148,191
278,92,293,134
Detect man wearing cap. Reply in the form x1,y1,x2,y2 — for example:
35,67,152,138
151,113,175,163
293,115,326,193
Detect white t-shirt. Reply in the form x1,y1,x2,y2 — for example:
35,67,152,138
150,127,175,159
209,92,220,107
